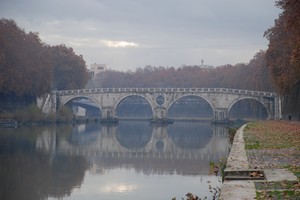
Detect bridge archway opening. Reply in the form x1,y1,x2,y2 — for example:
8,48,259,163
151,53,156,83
167,95,214,120
116,121,152,149
115,95,153,120
228,98,268,120
64,97,101,119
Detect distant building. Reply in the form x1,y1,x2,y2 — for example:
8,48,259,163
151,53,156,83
86,63,107,88
199,59,213,70
90,63,107,77
181,60,213,71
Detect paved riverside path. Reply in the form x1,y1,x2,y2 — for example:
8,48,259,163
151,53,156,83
219,124,298,200
219,124,256,200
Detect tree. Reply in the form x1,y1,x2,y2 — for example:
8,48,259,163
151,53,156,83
0,19,89,111
49,45,88,90
264,0,300,94
0,19,52,97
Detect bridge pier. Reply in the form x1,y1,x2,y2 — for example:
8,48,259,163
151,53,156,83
152,107,171,123
101,106,118,122
154,107,167,119
213,108,229,123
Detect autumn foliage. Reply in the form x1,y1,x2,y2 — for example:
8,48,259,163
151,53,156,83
0,19,88,110
89,50,275,92
264,0,300,94
0,19,52,97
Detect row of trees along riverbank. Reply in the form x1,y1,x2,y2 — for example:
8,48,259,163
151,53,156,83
0,19,89,112
87,50,275,91
264,0,300,120
1,0,300,120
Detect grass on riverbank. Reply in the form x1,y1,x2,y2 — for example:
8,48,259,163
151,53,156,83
243,120,300,199
0,104,73,125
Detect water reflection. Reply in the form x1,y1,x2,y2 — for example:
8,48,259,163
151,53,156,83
101,183,138,193
116,121,152,149
0,127,88,200
0,121,230,200
168,122,212,149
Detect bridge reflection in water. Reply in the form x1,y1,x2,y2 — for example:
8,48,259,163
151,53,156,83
37,121,230,175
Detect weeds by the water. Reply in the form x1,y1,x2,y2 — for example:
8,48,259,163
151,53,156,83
227,127,238,145
0,104,74,125
172,158,225,200
209,159,226,178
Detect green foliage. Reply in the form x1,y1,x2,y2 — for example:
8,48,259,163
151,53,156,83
256,190,300,199
245,141,261,150
227,127,238,145
0,104,73,125
255,165,300,199
209,159,226,179
56,106,73,123
244,122,255,130
287,165,300,178
13,104,44,122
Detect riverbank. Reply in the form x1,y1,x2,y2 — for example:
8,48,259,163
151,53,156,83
220,120,300,199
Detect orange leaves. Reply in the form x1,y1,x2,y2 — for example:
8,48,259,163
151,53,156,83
50,44,88,90
265,0,300,95
0,19,88,97
0,19,53,96
96,52,275,92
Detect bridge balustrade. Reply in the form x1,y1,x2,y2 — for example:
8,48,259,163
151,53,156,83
55,88,278,98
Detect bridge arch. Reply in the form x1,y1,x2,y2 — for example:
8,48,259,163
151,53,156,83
167,94,214,120
61,95,102,118
114,94,154,119
62,95,101,108
228,97,269,120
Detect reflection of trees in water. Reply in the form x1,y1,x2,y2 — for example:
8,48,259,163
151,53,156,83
116,121,152,149
167,122,212,149
48,155,88,197
229,99,268,120
0,132,88,200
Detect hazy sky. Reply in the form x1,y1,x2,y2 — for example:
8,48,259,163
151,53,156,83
0,0,280,71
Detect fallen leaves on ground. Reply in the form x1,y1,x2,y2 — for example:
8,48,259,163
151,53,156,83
244,120,300,199
244,120,300,149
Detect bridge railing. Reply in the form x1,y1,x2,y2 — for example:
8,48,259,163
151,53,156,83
54,88,278,97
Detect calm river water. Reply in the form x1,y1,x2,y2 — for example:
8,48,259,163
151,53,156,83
0,121,230,200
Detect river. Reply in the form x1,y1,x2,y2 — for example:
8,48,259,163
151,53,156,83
0,121,230,200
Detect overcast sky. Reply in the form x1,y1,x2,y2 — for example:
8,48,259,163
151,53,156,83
0,0,280,71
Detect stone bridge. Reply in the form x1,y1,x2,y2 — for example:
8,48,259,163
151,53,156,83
39,88,281,122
